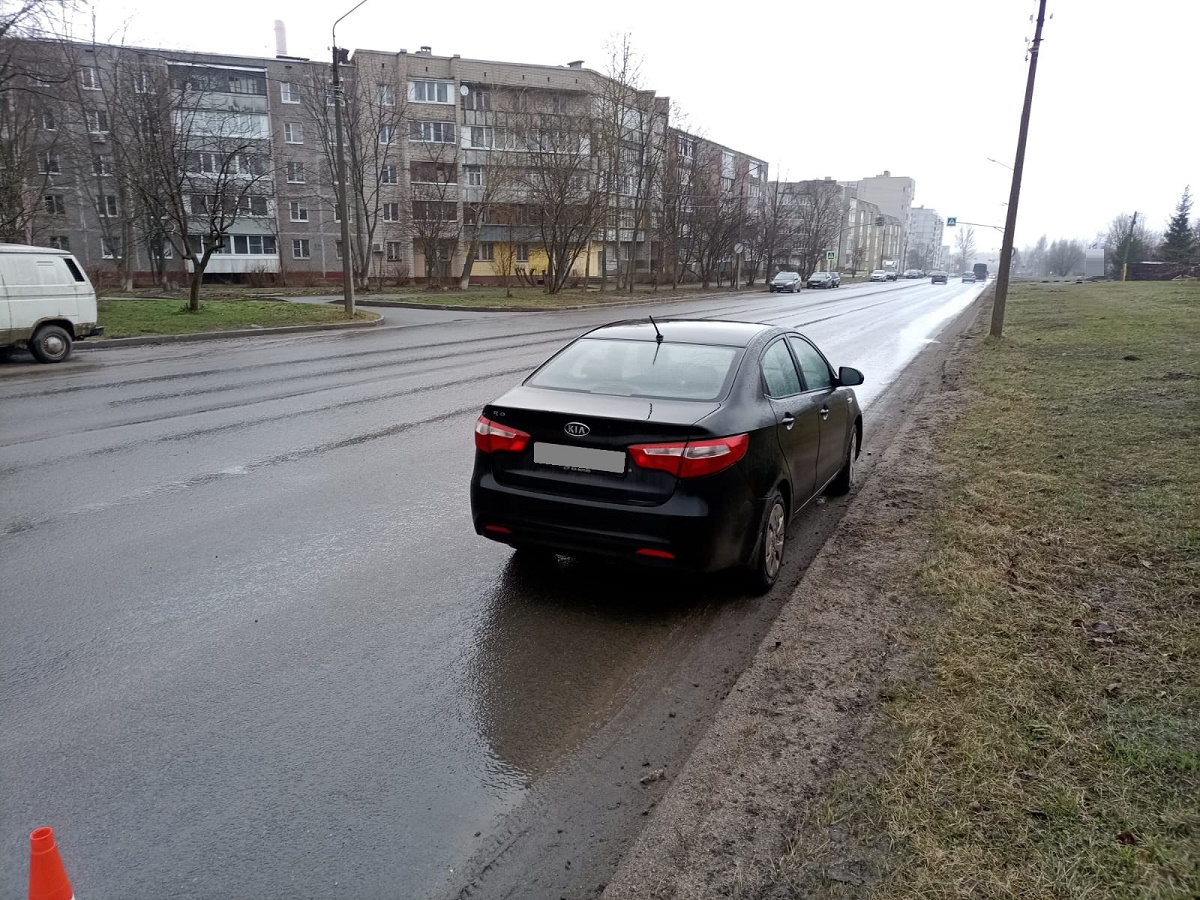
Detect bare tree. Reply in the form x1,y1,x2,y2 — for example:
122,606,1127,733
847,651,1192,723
302,61,407,289
788,179,843,281
596,35,669,293
954,226,977,273
122,63,274,309
500,88,604,294
757,177,800,279
409,136,459,286
657,125,702,287
1045,238,1084,276
683,143,746,289
0,5,73,243
458,85,521,289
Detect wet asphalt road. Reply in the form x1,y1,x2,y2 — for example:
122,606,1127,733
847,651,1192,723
0,279,981,898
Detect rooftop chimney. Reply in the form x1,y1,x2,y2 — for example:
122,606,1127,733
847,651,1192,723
274,20,287,57
567,60,584,69
418,45,432,54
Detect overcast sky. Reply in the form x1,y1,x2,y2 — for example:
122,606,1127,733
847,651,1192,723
71,0,1195,253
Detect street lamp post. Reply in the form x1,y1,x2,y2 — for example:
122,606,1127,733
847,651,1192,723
331,0,371,317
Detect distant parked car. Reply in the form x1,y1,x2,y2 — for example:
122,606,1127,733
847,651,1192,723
769,271,802,293
930,271,948,284
962,272,976,283
869,269,889,282
828,271,841,287
885,270,898,281
903,269,922,279
806,272,837,289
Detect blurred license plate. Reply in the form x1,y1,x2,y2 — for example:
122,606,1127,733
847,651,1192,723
534,443,625,474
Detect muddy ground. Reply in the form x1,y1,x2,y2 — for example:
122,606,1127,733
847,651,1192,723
600,295,990,899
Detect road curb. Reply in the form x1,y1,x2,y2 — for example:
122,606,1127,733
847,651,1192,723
75,314,385,351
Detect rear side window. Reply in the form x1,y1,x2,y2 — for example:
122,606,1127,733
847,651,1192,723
761,339,802,397
788,336,834,391
63,257,86,282
527,337,739,401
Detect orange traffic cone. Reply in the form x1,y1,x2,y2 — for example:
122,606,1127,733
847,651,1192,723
28,827,75,900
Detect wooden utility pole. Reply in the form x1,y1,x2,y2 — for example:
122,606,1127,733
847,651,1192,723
990,0,1048,338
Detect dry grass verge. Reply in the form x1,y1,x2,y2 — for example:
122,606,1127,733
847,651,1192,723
877,281,1199,898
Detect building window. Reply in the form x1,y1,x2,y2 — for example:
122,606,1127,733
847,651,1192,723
408,80,453,104
409,120,455,143
48,235,70,251
412,201,456,221
465,165,483,186
93,154,113,176
334,240,343,259
231,234,277,255
411,161,454,183
39,152,59,174
80,66,99,90
464,125,491,149
382,202,400,221
380,163,399,184
40,108,55,130
132,70,151,93
101,236,121,258
289,200,308,221
465,88,490,111
97,195,119,218
386,241,402,261
85,109,110,133
378,84,395,106
280,82,299,103
240,196,269,216
286,161,305,183
516,243,529,262
44,194,65,216
478,242,494,261
292,238,310,259
284,122,303,144
378,123,396,144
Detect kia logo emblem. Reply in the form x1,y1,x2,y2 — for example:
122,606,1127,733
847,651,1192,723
564,422,590,437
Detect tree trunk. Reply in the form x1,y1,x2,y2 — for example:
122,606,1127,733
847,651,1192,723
188,269,203,311
458,230,477,290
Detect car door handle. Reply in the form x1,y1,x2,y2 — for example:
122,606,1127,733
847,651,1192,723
781,413,795,431
819,406,830,420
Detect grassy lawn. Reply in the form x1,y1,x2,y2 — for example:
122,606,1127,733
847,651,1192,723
877,281,1199,897
111,283,744,309
97,298,377,338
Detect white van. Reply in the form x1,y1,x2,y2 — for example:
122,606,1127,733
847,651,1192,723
0,243,104,363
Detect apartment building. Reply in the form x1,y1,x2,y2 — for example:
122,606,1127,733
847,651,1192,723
906,205,944,270
3,38,763,288
848,171,915,262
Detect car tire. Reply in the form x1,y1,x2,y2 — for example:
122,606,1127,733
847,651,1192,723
827,432,857,496
28,324,73,364
746,490,787,595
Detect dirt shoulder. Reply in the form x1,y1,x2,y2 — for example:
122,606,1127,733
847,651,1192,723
601,294,989,899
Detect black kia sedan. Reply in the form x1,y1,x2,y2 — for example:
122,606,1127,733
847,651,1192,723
469,319,864,593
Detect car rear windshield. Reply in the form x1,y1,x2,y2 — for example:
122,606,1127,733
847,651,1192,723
527,337,740,401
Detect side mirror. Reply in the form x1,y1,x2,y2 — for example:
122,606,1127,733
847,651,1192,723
838,366,865,386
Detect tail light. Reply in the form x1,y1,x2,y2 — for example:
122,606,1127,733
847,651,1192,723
629,433,749,478
474,415,531,453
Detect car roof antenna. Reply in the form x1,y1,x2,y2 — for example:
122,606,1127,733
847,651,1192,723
648,315,664,344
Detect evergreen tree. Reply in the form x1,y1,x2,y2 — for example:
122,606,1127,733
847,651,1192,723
1160,187,1196,262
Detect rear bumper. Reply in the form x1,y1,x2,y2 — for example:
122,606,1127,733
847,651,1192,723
470,467,761,573
78,323,104,338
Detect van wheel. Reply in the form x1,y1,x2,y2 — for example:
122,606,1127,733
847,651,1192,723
29,325,73,363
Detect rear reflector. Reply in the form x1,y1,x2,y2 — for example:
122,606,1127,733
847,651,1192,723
636,548,675,559
484,524,513,534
